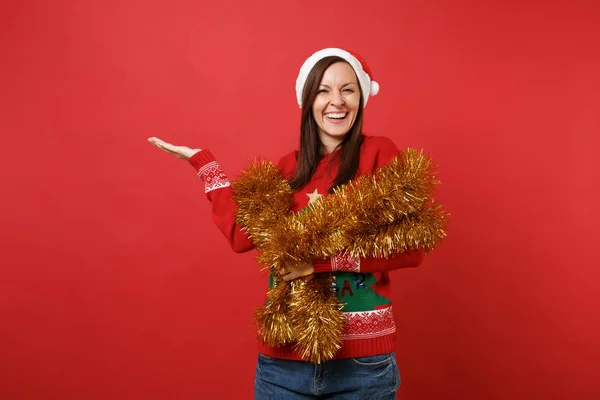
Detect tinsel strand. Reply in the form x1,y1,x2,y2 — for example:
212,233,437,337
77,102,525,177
233,148,448,363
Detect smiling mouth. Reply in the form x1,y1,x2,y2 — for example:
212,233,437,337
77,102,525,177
325,112,348,121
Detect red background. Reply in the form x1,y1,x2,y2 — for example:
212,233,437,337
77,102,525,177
1,0,599,398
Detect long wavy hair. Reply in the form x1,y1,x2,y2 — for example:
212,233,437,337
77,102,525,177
288,56,365,193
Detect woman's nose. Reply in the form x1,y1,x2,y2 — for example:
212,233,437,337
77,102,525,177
330,90,345,105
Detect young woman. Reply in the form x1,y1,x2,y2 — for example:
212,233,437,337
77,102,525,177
149,48,425,399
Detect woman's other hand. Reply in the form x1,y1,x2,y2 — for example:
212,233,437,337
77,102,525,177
280,262,314,281
148,137,201,161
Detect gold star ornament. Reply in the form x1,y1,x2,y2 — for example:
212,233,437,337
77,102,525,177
306,189,323,205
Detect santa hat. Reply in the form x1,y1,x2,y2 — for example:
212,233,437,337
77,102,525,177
295,48,380,108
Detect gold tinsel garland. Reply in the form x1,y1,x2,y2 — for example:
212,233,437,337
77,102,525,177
232,148,447,363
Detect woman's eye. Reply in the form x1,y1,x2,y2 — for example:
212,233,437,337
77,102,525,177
318,89,328,94
343,89,354,93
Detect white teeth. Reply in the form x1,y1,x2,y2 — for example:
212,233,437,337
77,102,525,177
325,113,347,119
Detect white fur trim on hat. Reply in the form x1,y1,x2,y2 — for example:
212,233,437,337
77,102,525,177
295,48,379,108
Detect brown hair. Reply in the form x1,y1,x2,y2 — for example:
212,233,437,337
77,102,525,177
289,56,364,193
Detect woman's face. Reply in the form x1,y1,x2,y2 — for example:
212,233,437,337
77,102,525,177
311,62,361,152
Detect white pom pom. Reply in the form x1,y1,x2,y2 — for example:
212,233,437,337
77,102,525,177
370,81,380,96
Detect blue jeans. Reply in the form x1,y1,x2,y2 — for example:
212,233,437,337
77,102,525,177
254,353,401,399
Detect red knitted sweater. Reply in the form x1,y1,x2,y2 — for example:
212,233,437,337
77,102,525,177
188,134,424,360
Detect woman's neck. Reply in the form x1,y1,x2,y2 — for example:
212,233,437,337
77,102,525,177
319,136,343,154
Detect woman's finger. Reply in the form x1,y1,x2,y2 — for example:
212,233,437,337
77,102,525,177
149,139,183,157
281,267,314,281
148,137,167,146
149,137,176,151
160,142,178,153
154,140,174,151
148,138,197,160
282,272,294,281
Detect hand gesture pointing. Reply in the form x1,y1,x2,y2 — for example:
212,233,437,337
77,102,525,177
147,137,201,161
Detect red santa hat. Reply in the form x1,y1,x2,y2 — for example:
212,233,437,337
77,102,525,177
295,48,380,108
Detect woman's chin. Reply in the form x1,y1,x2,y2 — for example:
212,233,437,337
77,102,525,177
322,126,351,138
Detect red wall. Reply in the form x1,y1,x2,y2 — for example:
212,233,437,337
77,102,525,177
1,1,599,398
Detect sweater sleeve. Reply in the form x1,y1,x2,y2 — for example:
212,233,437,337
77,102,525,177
314,135,425,273
313,249,424,273
188,150,254,253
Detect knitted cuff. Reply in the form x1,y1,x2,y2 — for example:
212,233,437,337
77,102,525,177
189,150,231,193
188,150,216,172
313,258,333,273
314,254,360,273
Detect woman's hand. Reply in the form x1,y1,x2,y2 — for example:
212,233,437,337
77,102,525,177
147,137,201,161
280,262,314,281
